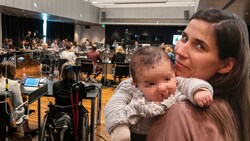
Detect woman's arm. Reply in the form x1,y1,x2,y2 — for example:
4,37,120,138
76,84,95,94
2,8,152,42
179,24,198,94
10,80,24,109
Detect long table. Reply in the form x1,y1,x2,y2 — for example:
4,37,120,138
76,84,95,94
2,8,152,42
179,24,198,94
85,83,102,141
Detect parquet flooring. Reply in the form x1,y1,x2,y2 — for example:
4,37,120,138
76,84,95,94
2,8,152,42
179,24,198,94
3,63,124,141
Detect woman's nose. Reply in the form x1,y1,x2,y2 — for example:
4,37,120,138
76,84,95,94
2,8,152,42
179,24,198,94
175,42,188,59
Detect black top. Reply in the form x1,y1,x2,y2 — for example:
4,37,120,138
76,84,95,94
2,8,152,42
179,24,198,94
111,52,126,64
53,80,86,106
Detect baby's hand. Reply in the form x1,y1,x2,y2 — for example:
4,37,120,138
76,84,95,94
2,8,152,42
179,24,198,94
111,125,130,141
193,90,213,107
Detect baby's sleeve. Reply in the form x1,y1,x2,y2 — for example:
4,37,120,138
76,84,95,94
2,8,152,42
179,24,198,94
104,78,135,134
176,77,213,104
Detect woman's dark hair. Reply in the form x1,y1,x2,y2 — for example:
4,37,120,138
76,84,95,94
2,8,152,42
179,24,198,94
0,61,16,79
191,8,250,141
60,62,75,81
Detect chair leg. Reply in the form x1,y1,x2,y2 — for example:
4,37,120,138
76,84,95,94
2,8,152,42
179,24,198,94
4,125,32,141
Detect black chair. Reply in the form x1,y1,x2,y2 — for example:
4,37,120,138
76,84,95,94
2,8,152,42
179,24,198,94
114,62,130,83
58,58,68,76
0,91,32,141
40,54,56,74
80,59,94,81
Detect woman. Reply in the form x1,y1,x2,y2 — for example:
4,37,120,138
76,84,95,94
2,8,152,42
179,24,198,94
0,61,38,136
111,46,126,64
53,62,77,106
60,43,77,63
147,8,250,141
53,62,87,106
105,8,250,141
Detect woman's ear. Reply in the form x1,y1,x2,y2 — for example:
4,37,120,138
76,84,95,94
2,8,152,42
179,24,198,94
218,57,236,74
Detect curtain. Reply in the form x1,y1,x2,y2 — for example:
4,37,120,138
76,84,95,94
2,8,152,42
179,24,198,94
2,14,43,46
46,21,74,44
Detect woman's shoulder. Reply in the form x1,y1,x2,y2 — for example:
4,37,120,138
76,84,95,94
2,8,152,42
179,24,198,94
6,78,20,86
166,101,195,117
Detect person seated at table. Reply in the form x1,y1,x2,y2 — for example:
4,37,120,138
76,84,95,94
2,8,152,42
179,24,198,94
111,46,126,76
111,40,118,49
51,39,60,52
0,61,38,136
53,62,85,106
60,43,77,63
31,38,38,50
86,43,102,83
111,46,126,64
85,39,92,52
18,39,27,51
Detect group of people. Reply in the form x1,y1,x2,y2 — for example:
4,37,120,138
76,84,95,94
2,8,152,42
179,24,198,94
105,7,250,141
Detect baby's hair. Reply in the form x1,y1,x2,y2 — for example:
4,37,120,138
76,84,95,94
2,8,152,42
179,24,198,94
130,46,170,83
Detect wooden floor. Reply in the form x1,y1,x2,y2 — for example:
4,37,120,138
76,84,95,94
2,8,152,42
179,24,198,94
4,63,123,141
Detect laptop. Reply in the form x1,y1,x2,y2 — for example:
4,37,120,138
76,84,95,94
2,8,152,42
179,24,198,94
23,77,40,87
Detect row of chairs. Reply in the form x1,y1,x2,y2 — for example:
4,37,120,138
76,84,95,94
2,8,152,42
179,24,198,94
80,60,130,83
40,57,130,85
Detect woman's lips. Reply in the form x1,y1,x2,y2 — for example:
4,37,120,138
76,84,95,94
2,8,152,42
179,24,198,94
175,60,188,69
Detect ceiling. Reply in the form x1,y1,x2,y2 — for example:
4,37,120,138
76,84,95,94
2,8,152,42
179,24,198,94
198,0,250,25
90,0,250,25
1,0,250,25
89,0,196,8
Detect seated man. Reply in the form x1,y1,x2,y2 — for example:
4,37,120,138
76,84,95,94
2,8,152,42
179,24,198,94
86,44,102,83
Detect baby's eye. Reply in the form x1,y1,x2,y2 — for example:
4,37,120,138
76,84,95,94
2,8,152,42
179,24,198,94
145,82,155,87
165,77,171,81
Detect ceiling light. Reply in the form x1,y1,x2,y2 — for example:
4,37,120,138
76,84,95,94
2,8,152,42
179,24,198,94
33,3,37,8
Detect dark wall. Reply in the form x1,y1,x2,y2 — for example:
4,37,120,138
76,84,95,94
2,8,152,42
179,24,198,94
105,25,186,46
2,14,43,46
2,14,74,46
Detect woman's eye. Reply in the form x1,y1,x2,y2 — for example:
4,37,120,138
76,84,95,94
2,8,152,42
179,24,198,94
196,44,205,50
181,35,188,42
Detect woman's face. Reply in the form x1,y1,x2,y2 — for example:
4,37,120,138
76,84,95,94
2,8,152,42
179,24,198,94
175,19,225,80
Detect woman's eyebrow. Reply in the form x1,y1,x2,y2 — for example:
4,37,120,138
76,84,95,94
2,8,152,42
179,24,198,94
194,38,209,48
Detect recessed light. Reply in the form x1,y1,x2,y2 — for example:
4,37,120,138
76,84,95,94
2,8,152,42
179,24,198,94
33,3,37,8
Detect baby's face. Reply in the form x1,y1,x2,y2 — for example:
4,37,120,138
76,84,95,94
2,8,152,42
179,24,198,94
136,60,176,102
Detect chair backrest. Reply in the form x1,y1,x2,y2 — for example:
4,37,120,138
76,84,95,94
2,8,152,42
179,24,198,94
115,62,130,77
80,59,93,73
0,91,14,126
54,82,87,106
58,58,68,75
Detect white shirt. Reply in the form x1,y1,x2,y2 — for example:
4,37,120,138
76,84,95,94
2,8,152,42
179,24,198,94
60,50,76,63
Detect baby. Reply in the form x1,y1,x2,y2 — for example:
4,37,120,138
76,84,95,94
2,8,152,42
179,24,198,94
105,46,213,141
